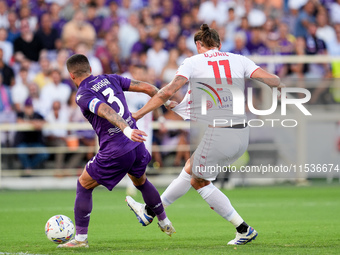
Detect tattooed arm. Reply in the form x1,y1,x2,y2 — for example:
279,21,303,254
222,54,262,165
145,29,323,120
133,75,188,121
128,79,159,97
97,103,147,142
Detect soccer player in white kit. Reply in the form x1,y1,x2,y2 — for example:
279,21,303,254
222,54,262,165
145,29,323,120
127,24,283,245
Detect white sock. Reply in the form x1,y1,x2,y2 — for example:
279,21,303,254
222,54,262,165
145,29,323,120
158,217,171,228
230,213,244,228
161,168,192,208
197,183,244,223
75,234,87,241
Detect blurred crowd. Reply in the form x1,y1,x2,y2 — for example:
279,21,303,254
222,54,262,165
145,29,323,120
0,0,340,172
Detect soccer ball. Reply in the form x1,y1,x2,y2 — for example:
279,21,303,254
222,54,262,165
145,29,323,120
45,215,75,244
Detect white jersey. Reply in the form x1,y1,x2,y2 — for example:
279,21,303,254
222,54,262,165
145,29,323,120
172,49,259,125
124,91,152,153
121,72,153,153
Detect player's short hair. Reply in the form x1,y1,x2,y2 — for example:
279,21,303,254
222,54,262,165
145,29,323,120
194,24,220,49
66,54,91,78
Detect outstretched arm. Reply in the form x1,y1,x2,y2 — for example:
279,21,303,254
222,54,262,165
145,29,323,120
251,68,284,89
133,75,188,121
128,79,160,97
97,103,147,143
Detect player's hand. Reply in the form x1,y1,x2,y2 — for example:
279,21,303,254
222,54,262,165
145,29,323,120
131,129,147,143
166,100,178,110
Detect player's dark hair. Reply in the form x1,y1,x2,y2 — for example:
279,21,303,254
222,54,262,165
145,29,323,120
194,24,220,49
66,54,91,77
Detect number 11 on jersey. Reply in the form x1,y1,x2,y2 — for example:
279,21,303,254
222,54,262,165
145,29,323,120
208,60,232,85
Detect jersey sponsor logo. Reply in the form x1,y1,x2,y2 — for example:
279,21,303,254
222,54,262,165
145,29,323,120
91,78,110,92
197,82,223,107
88,98,101,113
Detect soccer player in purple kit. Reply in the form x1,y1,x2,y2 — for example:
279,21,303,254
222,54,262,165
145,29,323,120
57,54,176,248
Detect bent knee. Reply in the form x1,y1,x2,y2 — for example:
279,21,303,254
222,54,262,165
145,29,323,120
79,171,98,189
190,176,210,190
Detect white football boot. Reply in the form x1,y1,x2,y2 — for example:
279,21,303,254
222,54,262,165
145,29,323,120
126,196,154,226
227,226,258,245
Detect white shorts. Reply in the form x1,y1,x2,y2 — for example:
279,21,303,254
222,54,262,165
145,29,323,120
192,126,249,181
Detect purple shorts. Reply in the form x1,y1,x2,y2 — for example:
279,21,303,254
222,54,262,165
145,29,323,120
86,143,151,191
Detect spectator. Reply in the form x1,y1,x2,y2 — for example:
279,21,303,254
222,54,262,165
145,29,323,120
131,25,152,56
18,5,38,31
118,0,134,22
246,27,269,55
68,91,95,161
61,0,87,21
316,11,336,47
225,7,240,42
43,100,69,171
218,25,234,52
180,13,193,37
62,10,96,51
27,82,43,114
6,11,20,43
0,28,13,64
140,7,153,28
232,32,250,55
95,0,110,18
118,12,140,60
276,23,296,77
161,0,174,23
0,48,15,86
161,48,179,84
0,72,15,148
35,13,61,51
198,0,228,26
39,68,71,117
49,3,66,37
0,0,8,29
14,19,43,62
305,23,327,56
0,73,12,113
146,37,169,78
278,23,295,55
330,0,340,24
163,23,180,50
15,97,48,176
149,14,164,38
295,1,316,38
99,1,119,38
11,67,30,112
174,0,192,18
33,56,52,89
176,35,193,65
304,23,332,103
50,48,70,80
86,2,103,35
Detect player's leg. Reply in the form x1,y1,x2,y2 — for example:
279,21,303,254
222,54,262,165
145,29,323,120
128,172,175,236
191,127,257,245
127,143,175,236
190,175,257,245
126,157,192,227
58,167,99,248
161,157,192,208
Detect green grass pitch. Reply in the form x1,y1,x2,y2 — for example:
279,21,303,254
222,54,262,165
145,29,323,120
0,182,339,254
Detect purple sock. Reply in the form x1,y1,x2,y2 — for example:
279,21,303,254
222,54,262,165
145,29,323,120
135,179,166,221
74,180,93,235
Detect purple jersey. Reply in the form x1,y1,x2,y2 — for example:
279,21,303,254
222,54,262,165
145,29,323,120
76,74,139,160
